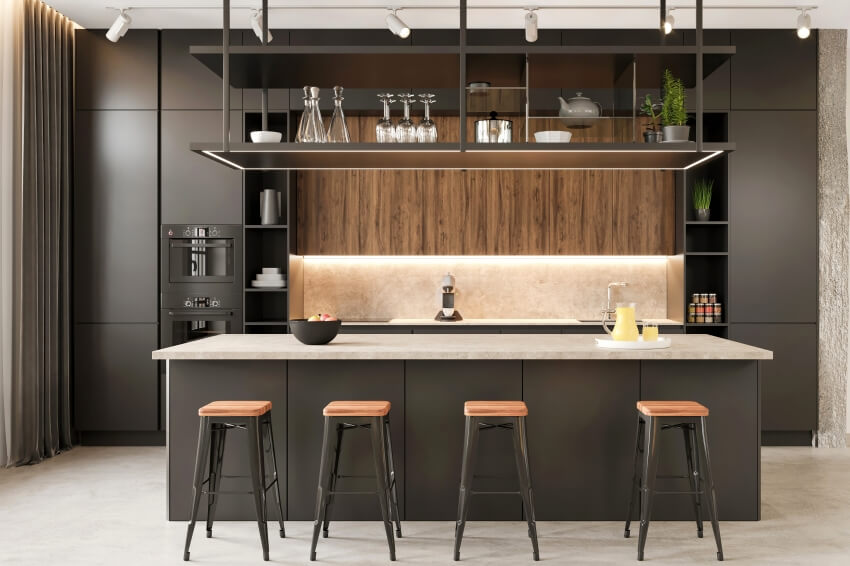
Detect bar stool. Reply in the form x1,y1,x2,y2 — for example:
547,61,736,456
624,401,724,562
454,401,539,562
183,401,285,562
310,401,401,562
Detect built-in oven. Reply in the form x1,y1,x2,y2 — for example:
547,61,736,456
160,299,243,347
161,225,242,298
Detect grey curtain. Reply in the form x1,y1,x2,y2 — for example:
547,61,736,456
8,0,74,465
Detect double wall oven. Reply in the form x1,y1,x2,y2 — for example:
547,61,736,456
160,225,243,348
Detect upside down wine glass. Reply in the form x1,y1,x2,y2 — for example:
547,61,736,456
376,93,396,143
395,93,417,143
417,93,437,143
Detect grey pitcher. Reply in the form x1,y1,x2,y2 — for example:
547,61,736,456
260,189,282,225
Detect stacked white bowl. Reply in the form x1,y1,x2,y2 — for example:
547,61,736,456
252,267,286,288
533,130,573,143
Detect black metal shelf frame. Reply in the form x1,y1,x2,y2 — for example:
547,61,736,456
198,0,725,170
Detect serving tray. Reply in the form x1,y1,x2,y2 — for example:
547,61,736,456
595,337,672,350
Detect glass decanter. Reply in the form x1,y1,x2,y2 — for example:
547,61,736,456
417,93,437,143
307,86,326,143
295,86,311,142
326,86,350,143
395,93,417,143
376,93,396,143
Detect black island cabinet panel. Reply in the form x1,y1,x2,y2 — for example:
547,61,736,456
405,361,523,520
161,110,244,225
167,360,288,521
287,361,405,521
729,110,817,324
640,360,760,521
729,323,817,432
523,360,639,520
75,29,158,110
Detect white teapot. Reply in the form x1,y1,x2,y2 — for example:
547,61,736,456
557,92,602,127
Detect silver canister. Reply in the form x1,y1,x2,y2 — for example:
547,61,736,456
475,111,512,143
260,189,282,225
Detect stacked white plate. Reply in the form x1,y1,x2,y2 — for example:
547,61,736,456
252,267,286,288
534,130,573,143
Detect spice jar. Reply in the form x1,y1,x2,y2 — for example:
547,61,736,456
691,293,701,304
704,313,714,323
713,303,723,320
699,293,709,304
688,303,697,315
688,313,696,323
708,293,717,304
695,304,706,315
696,314,705,323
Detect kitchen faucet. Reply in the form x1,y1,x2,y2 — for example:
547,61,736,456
603,282,629,321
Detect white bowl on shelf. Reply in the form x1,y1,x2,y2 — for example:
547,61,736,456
256,273,285,282
250,130,283,143
261,267,281,274
252,280,286,288
534,131,573,143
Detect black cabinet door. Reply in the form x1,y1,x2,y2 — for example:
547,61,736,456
729,323,817,431
287,361,405,521
75,29,158,110
731,30,816,110
74,323,158,431
161,30,242,110
523,361,639,520
74,111,157,323
728,111,817,323
405,361,522,520
161,110,244,224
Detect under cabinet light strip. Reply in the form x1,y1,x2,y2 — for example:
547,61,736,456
302,255,670,264
110,4,818,12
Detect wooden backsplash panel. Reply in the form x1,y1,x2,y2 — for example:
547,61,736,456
297,169,675,256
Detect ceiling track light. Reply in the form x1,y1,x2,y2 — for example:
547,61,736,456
250,9,273,43
386,9,410,39
796,8,811,39
105,9,131,43
663,8,675,35
524,8,538,43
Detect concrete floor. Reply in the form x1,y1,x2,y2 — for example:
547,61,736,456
1,447,849,565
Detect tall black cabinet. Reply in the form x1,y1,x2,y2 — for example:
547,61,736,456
73,30,160,442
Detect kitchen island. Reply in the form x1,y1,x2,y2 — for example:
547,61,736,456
154,333,771,522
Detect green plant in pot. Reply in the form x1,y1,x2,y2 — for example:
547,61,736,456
640,94,663,143
693,178,714,221
661,69,690,142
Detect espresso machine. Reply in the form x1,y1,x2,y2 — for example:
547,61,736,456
435,272,463,321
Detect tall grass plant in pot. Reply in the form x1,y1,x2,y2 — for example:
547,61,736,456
693,178,714,221
661,69,690,142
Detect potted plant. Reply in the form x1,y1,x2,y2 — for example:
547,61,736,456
640,94,663,143
692,178,714,221
661,69,690,142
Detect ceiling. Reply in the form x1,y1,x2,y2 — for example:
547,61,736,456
45,0,849,31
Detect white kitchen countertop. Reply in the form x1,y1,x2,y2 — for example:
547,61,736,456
342,318,683,326
152,333,772,361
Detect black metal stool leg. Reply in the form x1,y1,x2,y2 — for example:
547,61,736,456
310,416,335,561
512,416,540,561
322,422,344,538
206,424,227,538
698,416,724,561
384,417,403,538
624,415,644,538
683,423,704,538
637,416,660,562
247,416,270,561
264,413,286,538
184,416,211,561
370,416,397,561
454,415,479,561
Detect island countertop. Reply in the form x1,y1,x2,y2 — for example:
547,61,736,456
152,333,772,361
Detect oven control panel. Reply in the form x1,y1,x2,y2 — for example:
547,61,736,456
182,296,222,308
166,226,221,238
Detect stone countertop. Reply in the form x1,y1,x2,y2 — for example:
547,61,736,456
342,318,683,326
153,333,772,361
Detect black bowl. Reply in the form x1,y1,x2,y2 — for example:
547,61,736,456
290,319,342,345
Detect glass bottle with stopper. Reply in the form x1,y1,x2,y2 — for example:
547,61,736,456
395,93,417,143
326,86,350,143
376,93,396,143
417,93,437,143
295,86,310,142
308,86,326,143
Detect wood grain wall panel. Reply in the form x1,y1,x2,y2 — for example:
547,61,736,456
550,171,613,254
612,170,675,255
359,170,423,255
297,170,360,255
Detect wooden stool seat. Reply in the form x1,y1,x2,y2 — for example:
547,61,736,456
198,400,272,417
637,401,709,417
464,400,528,417
323,400,391,417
